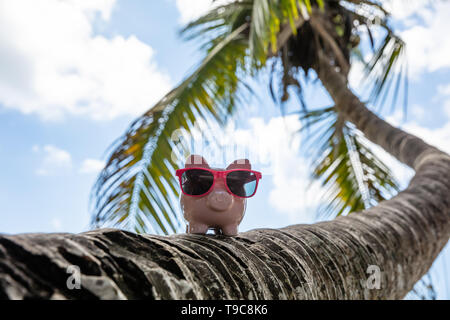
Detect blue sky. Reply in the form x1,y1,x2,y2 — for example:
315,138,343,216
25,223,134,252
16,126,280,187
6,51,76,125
0,0,449,298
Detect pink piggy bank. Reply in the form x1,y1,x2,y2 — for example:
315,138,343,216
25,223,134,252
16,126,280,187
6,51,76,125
175,155,262,236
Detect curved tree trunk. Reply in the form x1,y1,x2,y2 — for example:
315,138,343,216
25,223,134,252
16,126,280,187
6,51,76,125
1,58,449,300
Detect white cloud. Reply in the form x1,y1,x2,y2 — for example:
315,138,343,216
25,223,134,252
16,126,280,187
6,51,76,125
349,59,367,90
399,121,450,155
50,217,63,231
370,110,450,189
437,84,450,96
436,84,450,118
64,0,116,20
79,158,105,174
446,102,450,119
175,0,231,24
0,0,171,121
348,1,450,83
33,144,72,176
390,1,450,78
233,116,324,222
267,149,323,223
384,0,432,22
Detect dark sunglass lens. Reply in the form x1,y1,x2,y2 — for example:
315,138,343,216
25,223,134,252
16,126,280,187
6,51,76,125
181,169,214,196
226,171,257,197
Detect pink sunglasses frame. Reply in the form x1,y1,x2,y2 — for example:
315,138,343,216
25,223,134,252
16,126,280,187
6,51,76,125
175,167,262,198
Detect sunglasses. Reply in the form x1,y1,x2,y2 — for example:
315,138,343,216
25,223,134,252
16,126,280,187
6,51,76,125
175,167,262,198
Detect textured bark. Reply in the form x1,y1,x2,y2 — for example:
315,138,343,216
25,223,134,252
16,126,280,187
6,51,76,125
1,59,449,301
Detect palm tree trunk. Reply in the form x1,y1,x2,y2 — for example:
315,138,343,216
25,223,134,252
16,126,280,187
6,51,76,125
1,58,449,301
313,52,450,294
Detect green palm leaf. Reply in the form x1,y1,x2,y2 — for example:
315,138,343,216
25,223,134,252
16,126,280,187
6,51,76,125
300,106,399,218
344,1,408,111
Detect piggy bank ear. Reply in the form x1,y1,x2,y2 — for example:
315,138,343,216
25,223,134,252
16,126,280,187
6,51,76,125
185,154,210,169
226,159,251,170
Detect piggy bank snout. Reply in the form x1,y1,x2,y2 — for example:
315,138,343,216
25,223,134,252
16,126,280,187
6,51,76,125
206,189,233,211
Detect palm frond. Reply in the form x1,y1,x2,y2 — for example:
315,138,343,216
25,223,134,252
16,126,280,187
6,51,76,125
342,0,408,112
248,0,316,65
180,1,252,43
91,22,251,234
300,106,399,218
